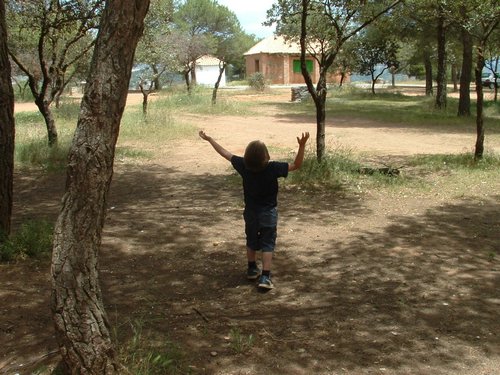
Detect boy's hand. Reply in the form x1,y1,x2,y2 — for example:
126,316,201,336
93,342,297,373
198,130,233,161
199,130,210,141
297,132,310,147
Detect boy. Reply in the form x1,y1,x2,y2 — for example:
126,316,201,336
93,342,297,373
199,130,309,289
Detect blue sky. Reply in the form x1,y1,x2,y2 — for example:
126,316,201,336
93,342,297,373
216,0,275,38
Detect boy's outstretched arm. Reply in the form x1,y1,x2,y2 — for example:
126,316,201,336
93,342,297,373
199,130,233,161
288,132,310,172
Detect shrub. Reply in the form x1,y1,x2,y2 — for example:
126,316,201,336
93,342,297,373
117,320,186,375
248,72,266,92
0,220,54,262
16,140,70,172
287,147,361,190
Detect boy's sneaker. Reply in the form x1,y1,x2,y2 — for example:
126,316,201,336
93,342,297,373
247,267,261,280
257,275,274,289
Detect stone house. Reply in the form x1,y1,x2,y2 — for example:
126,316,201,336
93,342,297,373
244,35,345,85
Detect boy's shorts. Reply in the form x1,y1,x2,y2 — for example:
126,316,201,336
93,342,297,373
243,207,277,252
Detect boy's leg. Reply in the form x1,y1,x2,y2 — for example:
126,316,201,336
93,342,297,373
262,251,273,273
244,209,262,280
258,250,274,289
257,208,277,289
246,247,261,280
247,247,257,262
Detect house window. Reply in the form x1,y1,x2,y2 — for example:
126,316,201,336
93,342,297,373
255,59,260,72
293,59,313,73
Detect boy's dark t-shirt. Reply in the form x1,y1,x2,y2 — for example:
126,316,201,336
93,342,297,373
231,155,289,211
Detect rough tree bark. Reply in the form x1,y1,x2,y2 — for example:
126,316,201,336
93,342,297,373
0,0,15,239
51,1,150,373
435,3,447,109
458,20,473,117
212,61,226,105
474,44,486,160
423,48,433,96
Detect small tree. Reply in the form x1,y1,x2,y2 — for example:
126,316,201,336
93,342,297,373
135,0,174,114
352,28,399,94
7,0,104,146
173,0,232,93
469,2,500,159
267,0,403,161
210,7,252,105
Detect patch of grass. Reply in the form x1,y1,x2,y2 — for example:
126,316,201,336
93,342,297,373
115,146,153,161
142,89,253,116
16,139,70,172
227,80,247,86
53,100,81,121
287,147,362,190
15,111,45,124
322,87,500,129
228,327,255,354
0,220,54,262
117,320,188,375
409,152,500,171
120,108,194,144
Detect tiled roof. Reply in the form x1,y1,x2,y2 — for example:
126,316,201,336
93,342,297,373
244,35,301,55
196,55,221,66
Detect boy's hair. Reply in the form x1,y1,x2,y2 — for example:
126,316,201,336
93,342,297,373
244,140,270,172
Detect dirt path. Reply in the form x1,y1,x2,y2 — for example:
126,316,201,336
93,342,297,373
1,89,499,374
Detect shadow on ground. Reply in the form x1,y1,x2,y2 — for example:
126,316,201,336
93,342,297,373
1,164,498,374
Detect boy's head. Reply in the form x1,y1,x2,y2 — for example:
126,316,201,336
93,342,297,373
244,140,270,172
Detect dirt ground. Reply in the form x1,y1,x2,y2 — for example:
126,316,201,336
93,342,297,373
1,88,499,374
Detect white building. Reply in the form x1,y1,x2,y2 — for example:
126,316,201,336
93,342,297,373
195,55,226,87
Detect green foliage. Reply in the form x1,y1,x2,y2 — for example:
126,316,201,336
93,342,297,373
118,320,187,375
324,89,500,128
287,148,361,190
248,72,266,92
14,106,77,171
129,89,252,118
0,220,54,262
54,100,82,121
228,327,255,354
14,110,44,124
16,139,70,172
12,81,34,102
409,152,500,171
115,147,153,161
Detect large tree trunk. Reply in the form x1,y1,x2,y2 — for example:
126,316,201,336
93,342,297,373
435,5,447,109
51,1,150,373
423,48,433,96
0,0,15,239
458,21,473,117
474,45,486,160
